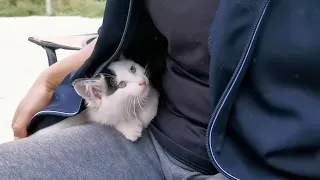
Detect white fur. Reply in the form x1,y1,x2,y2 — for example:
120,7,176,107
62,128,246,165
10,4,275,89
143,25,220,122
33,58,159,142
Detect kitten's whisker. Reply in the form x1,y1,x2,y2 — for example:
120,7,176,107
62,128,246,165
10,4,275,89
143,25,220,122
137,95,145,112
144,62,150,72
144,62,152,77
83,74,89,79
138,94,144,106
145,70,151,78
140,96,147,103
133,96,138,120
125,97,132,119
128,95,133,119
128,96,134,119
125,96,131,119
141,95,148,105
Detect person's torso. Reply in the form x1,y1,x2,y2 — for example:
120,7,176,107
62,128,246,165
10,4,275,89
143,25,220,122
145,0,220,174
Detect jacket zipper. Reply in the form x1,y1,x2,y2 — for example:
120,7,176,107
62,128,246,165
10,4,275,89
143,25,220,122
206,0,270,179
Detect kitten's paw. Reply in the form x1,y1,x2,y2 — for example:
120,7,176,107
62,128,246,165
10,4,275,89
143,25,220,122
116,123,143,142
123,126,143,142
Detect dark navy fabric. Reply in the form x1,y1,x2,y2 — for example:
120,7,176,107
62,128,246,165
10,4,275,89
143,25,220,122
28,0,320,179
208,0,320,179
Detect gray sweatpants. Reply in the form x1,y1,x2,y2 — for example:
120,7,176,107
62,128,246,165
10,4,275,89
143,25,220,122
0,123,227,180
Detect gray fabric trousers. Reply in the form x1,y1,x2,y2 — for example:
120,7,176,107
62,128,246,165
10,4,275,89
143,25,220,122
0,123,227,180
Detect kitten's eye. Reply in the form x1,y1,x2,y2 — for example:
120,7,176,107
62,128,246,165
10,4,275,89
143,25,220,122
130,65,136,73
118,81,127,88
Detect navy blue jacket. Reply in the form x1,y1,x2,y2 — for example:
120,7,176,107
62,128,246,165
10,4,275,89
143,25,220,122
28,0,320,179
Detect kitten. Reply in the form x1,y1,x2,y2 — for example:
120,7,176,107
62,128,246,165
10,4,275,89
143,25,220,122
33,58,159,142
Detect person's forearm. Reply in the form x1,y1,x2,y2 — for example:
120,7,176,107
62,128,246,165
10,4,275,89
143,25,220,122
39,37,98,88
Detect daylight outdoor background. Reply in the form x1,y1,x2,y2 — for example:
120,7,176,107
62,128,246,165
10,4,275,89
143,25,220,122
0,0,104,144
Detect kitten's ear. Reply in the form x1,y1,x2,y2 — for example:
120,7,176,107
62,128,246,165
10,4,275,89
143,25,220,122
72,75,106,108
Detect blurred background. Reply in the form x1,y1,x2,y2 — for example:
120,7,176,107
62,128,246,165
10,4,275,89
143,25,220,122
0,0,105,144
0,0,105,17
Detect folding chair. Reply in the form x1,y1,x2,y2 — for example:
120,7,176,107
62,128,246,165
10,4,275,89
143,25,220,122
28,33,98,66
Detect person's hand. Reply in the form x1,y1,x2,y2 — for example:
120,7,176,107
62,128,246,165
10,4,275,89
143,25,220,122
11,75,56,140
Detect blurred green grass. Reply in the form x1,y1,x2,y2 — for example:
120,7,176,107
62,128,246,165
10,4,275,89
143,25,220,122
0,0,106,17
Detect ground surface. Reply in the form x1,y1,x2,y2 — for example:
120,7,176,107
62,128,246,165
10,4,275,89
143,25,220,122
0,16,102,144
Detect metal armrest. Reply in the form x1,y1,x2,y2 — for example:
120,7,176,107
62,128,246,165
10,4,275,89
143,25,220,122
28,33,98,66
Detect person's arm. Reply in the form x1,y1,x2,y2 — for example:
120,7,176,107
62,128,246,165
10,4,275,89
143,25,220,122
11,37,98,139
39,37,98,88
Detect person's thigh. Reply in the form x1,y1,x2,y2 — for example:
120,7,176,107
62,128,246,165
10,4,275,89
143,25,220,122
0,123,164,180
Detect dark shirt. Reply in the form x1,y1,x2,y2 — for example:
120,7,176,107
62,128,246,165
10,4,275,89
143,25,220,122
146,0,220,174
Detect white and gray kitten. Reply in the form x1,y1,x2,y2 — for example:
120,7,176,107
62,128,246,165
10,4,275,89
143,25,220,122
33,58,159,142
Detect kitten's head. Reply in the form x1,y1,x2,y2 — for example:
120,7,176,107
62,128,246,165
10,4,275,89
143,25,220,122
71,58,150,108
108,59,150,97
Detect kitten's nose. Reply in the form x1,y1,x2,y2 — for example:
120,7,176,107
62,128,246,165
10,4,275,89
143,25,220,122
139,81,147,86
